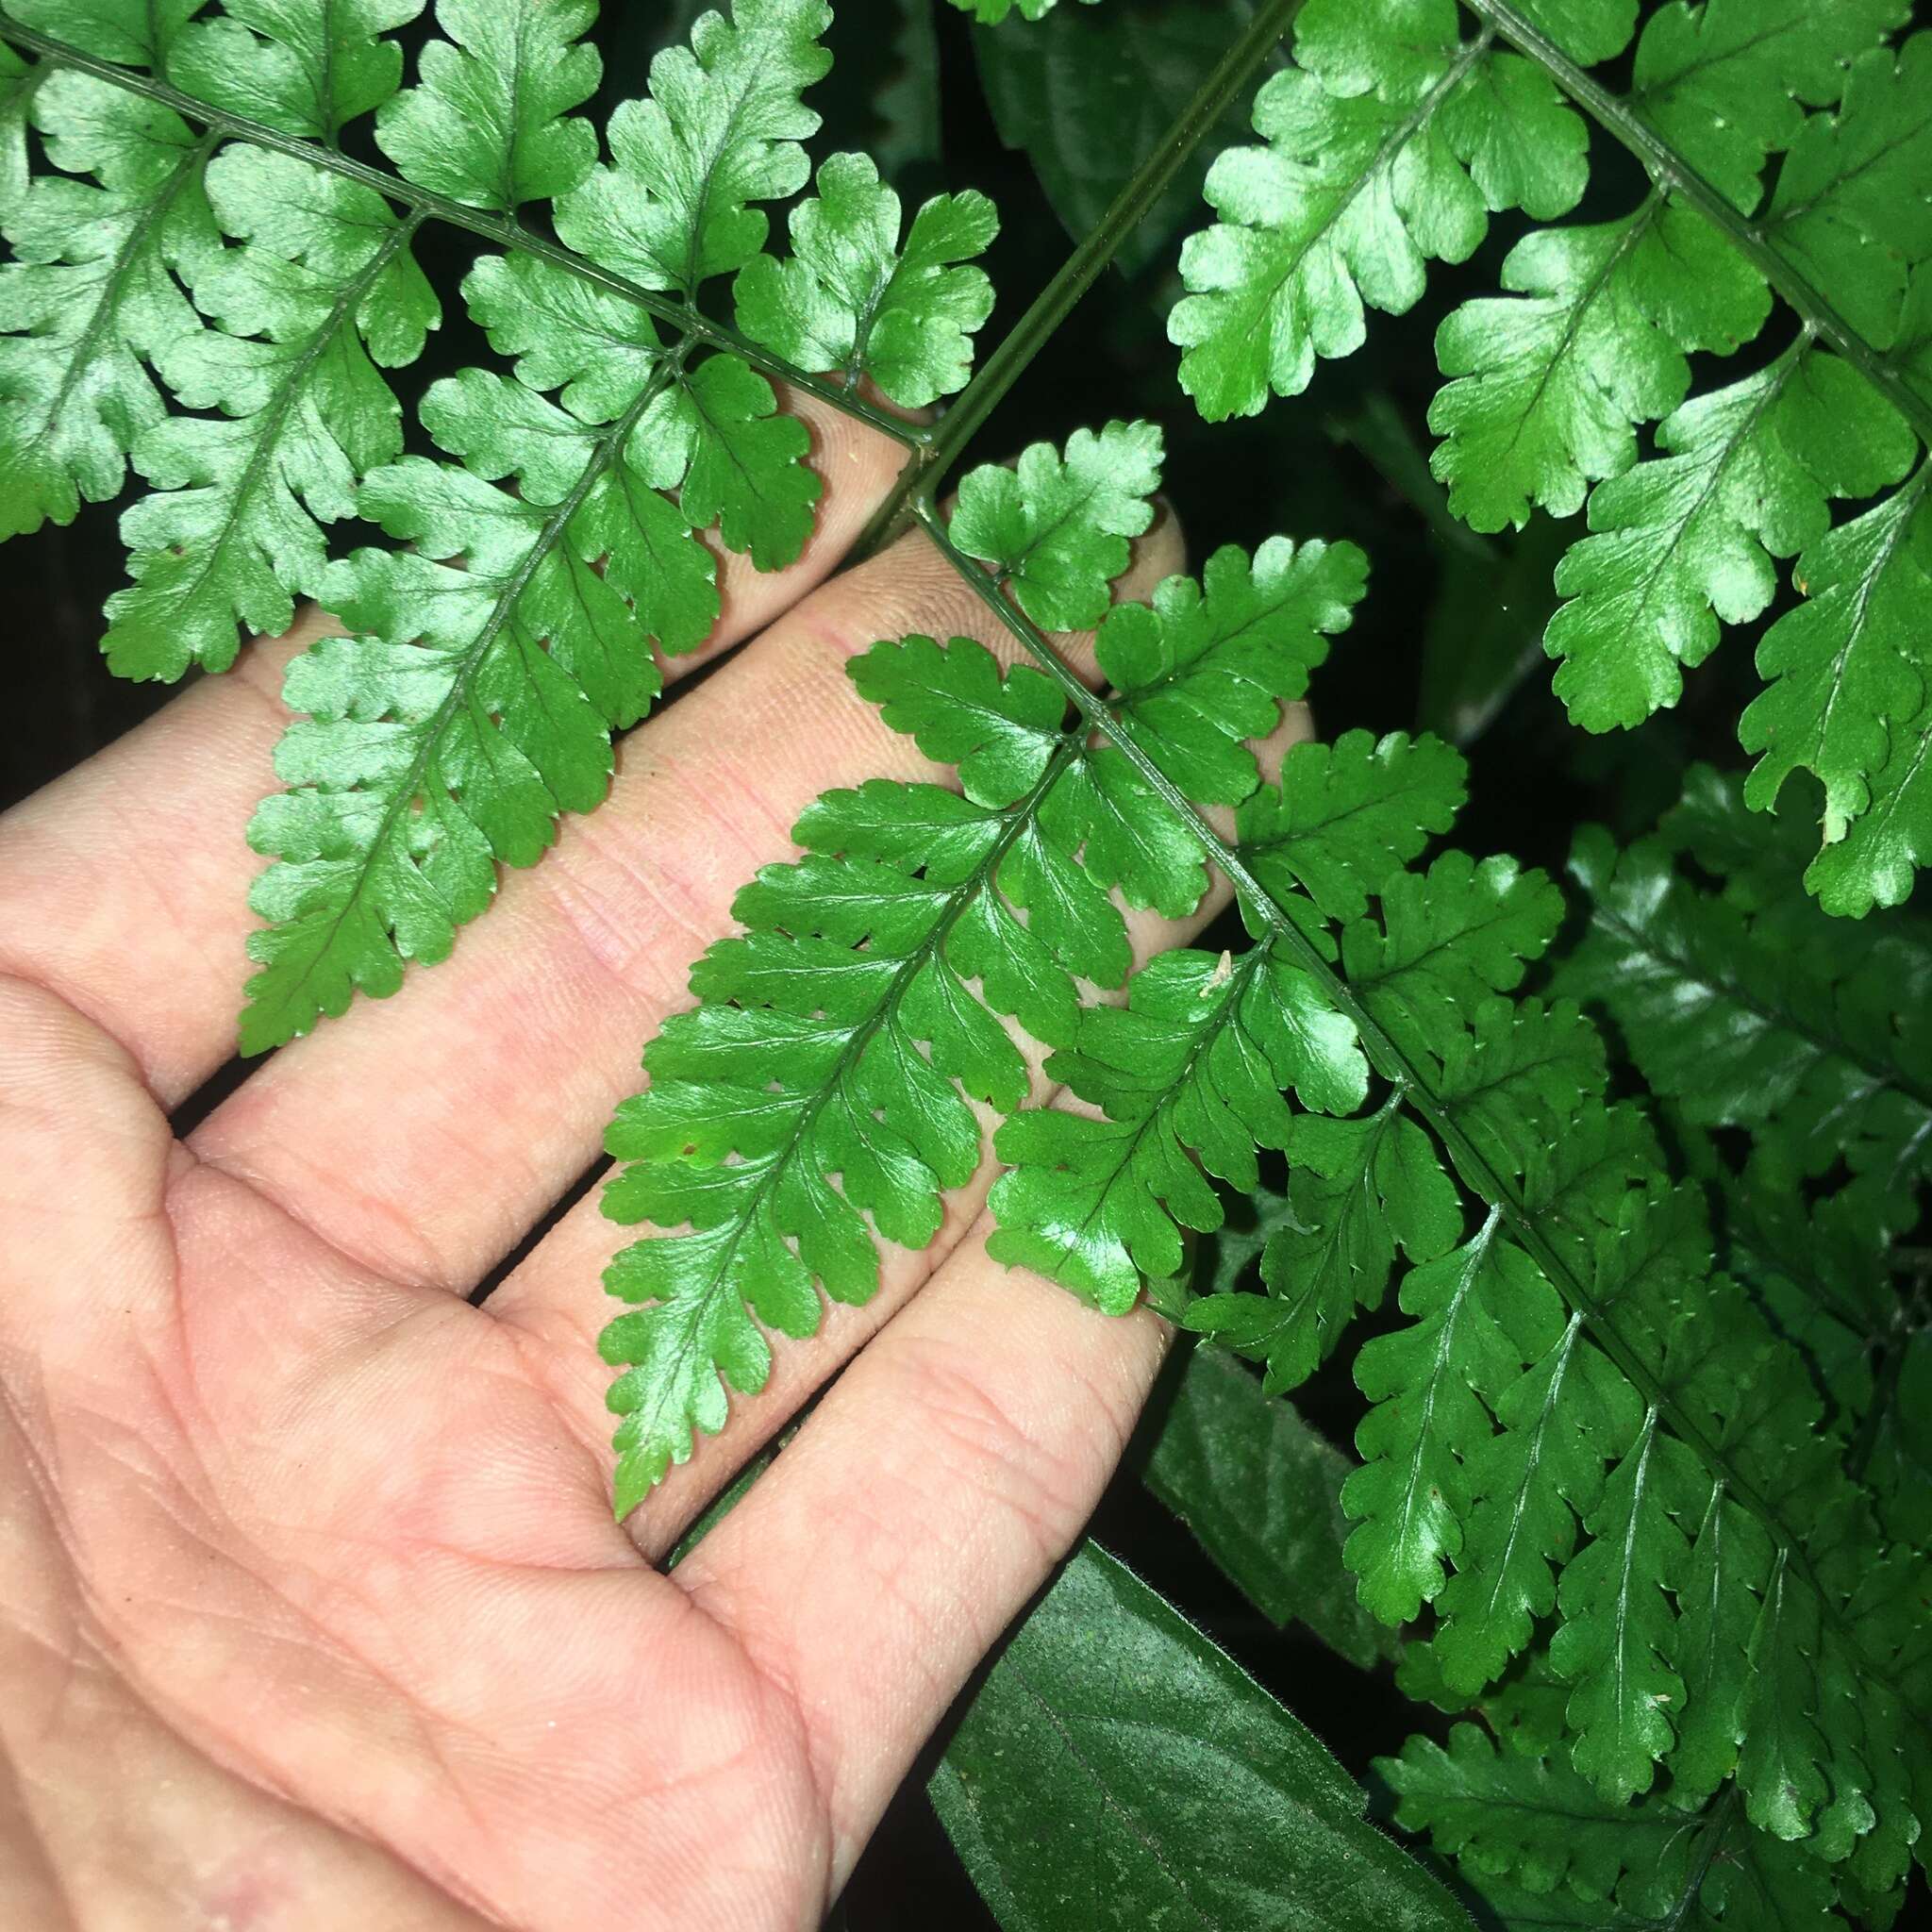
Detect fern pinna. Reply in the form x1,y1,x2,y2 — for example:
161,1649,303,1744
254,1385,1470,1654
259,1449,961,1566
4,3,1929,1929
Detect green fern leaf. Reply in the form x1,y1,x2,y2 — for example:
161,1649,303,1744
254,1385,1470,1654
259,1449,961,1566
735,151,997,408
1187,1097,1461,1392
947,0,1096,22
988,946,1370,1309
1428,201,1772,532
1548,1407,1702,1800
1561,813,1932,1220
1543,344,1914,731
375,0,601,213
1383,1726,1849,1929
1165,1,1932,906
237,275,814,1045
238,454,655,1050
1430,1290,1643,1695
1235,729,1468,922
234,0,983,1045
0,42,38,215
1764,33,1932,345
950,419,1164,631
1343,849,1565,1036
1171,0,1594,421
1096,535,1366,805
1630,0,1908,213
1382,1722,1679,1901
0,69,217,541
170,0,425,142
99,149,437,678
7,0,200,67
551,0,831,296
1741,466,1932,878
1343,1212,1557,1624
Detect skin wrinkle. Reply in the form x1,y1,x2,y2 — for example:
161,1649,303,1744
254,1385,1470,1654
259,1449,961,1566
537,792,768,995
0,1403,476,1931
57,1480,527,1926
181,1138,458,1298
21,1169,812,1929
0,1751,81,1932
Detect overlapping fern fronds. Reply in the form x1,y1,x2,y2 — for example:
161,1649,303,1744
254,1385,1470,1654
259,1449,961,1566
0,0,996,1048
1172,0,1932,916
608,412,1927,1921
8,8,1929,1922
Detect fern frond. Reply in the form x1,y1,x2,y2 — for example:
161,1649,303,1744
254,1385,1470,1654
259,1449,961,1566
1383,1729,1849,1929
1170,0,1594,422
736,152,996,409
597,443,1357,1507
1,0,994,1044
1741,459,1932,912
949,420,1164,632
175,1,996,1047
1541,341,1915,730
987,945,1370,1308
1429,197,1772,534
974,542,1930,1859
1171,0,1932,909
101,148,436,678
1566,767,1932,1573
170,0,425,143
374,0,600,214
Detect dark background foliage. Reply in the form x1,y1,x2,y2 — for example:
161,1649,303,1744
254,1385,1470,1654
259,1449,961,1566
3,3,1869,1924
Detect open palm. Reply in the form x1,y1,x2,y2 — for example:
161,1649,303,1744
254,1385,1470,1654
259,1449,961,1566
0,408,1295,1930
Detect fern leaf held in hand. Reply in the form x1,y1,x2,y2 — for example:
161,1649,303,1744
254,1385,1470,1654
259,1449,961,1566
0,0,998,1042
598,439,1357,1507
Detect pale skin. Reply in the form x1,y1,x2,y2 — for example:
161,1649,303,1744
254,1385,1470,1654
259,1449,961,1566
0,400,1307,1930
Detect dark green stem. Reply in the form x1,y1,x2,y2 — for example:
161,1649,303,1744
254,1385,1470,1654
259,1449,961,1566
0,9,926,452
910,497,1925,1725
852,0,1310,558
1463,0,1932,452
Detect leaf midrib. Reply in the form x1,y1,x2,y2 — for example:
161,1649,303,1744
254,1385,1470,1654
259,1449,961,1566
250,357,679,1042
131,205,426,656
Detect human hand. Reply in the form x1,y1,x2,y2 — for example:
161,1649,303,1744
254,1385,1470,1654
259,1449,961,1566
0,401,1306,1931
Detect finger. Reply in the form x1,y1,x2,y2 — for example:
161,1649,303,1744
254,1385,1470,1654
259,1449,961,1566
186,511,1186,1297
675,1195,1169,1890
0,392,908,1109
492,701,1314,1560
